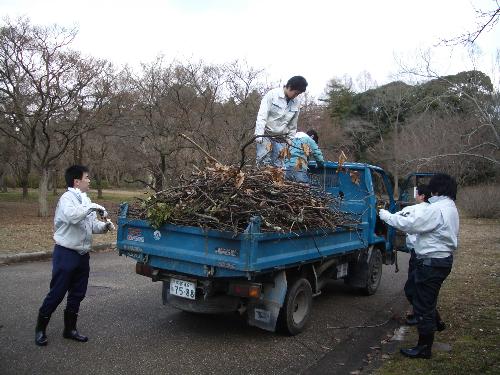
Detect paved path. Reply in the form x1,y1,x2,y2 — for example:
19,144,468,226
0,251,410,375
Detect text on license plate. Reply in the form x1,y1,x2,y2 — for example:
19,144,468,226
170,278,196,300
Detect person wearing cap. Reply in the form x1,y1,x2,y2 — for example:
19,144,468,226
254,76,308,167
35,165,115,347
284,129,324,183
379,173,459,359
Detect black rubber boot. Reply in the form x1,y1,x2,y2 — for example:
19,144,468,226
400,333,434,359
405,314,418,326
63,310,88,342
436,310,446,332
35,312,51,346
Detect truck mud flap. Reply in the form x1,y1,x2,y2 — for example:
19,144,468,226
247,271,287,332
346,247,371,288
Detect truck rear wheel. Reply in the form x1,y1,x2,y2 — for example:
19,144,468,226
361,248,382,295
279,278,312,335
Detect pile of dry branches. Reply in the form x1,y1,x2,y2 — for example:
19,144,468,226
127,163,357,234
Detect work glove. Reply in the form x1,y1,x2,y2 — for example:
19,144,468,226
378,209,390,222
255,135,264,144
89,203,108,218
105,219,115,231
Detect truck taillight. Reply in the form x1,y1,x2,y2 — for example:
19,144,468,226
136,262,152,277
228,283,262,299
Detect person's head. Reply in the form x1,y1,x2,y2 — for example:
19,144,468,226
428,173,457,201
306,129,319,144
65,165,90,193
284,76,308,100
415,184,431,203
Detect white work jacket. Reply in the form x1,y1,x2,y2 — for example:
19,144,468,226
53,188,108,255
254,87,301,140
382,196,459,259
399,202,429,250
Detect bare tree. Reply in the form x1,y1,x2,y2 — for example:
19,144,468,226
398,54,499,173
440,3,499,46
219,60,266,165
0,18,115,215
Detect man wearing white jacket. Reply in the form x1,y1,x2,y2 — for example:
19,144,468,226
254,76,308,167
35,165,115,346
379,174,459,359
399,185,430,323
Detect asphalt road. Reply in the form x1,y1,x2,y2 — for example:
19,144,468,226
0,251,410,375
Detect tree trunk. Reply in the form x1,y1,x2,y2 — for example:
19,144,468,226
38,168,50,217
21,174,29,198
21,150,33,199
153,155,166,191
0,172,7,193
96,171,103,199
393,120,399,198
52,169,58,196
160,154,167,190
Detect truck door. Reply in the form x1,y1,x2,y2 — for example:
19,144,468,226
368,168,397,264
370,170,392,237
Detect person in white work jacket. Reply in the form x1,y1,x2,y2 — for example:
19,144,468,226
397,184,445,329
35,165,115,346
254,76,308,167
379,173,459,359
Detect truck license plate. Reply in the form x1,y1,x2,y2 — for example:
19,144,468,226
170,278,196,300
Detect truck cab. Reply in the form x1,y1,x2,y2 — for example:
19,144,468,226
309,161,398,263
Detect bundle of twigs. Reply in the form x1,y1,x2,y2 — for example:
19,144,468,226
127,163,358,234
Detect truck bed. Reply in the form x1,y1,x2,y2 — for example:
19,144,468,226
117,203,368,278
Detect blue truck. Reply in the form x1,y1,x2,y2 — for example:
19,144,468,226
116,162,404,335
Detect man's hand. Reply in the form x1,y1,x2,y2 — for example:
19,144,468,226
105,219,115,231
89,203,108,218
89,203,108,217
378,209,390,222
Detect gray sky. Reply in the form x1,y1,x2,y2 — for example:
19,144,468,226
1,0,499,97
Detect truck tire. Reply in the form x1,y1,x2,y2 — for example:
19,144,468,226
279,278,313,335
361,248,382,296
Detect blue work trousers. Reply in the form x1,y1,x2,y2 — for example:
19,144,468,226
413,256,452,335
39,244,90,316
404,249,417,305
256,138,284,167
285,169,310,184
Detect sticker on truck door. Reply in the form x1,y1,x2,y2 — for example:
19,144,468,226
127,228,144,242
215,247,239,257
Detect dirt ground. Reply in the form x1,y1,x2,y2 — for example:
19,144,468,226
0,198,122,254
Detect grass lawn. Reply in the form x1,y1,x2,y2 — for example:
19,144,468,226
375,217,500,375
0,189,145,254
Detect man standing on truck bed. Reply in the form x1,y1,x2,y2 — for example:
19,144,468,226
254,76,308,167
35,165,115,346
379,173,459,359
